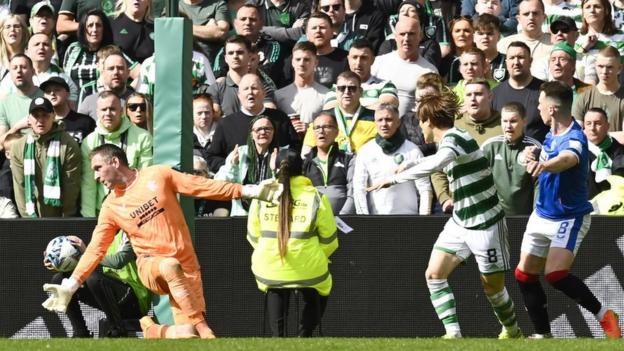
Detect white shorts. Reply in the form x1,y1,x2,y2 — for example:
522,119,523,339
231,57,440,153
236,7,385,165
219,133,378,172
433,218,511,274
521,212,591,258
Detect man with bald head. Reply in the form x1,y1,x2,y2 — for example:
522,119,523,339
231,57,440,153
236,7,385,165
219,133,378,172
206,73,300,171
371,17,438,116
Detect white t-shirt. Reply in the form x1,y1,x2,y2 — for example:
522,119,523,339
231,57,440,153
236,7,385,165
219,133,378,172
275,82,329,123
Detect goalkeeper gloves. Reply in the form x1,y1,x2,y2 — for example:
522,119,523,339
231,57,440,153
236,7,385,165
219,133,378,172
42,277,80,313
241,178,283,205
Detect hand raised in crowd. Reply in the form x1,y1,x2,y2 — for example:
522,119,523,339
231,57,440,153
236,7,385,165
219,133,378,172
229,145,240,165
583,34,598,52
290,115,307,134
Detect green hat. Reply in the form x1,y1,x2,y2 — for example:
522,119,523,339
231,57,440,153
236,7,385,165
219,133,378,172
30,1,55,18
551,42,576,60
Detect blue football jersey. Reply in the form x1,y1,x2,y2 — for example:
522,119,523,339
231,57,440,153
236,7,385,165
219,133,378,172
535,120,593,219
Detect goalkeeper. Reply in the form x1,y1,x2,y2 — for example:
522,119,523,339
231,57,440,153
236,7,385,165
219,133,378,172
42,144,283,339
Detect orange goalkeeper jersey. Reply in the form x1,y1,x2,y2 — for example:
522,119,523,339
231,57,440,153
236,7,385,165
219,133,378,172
72,165,242,284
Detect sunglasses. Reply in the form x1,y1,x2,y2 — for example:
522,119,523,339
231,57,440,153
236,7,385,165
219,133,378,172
551,26,572,34
128,102,147,112
320,4,342,12
252,126,274,133
336,85,358,93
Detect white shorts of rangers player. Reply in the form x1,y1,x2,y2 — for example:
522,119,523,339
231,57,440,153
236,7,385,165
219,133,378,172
521,212,591,258
433,217,511,274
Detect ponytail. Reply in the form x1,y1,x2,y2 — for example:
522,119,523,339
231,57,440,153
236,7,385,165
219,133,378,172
276,159,292,260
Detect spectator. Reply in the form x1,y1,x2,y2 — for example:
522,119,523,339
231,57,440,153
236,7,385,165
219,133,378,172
10,97,81,217
56,0,116,37
0,15,29,81
206,73,299,171
462,0,518,36
41,76,94,145
473,14,508,83
0,54,45,147
1,33,78,105
207,35,276,117
481,102,542,215
212,4,284,84
572,46,624,143
111,0,154,63
0,195,18,218
80,91,152,217
214,115,278,216
373,17,438,117
302,71,376,155
542,0,582,35
497,0,552,65
439,16,475,86
583,107,624,198
78,52,135,120
125,92,152,133
0,132,20,207
353,103,432,214
323,39,398,110
452,48,499,106
283,12,348,89
318,0,385,52
402,72,442,155
303,111,355,214
249,0,311,45
547,42,592,101
193,93,218,164
492,41,549,143
276,42,328,124
178,0,230,61
456,79,502,145
29,2,59,64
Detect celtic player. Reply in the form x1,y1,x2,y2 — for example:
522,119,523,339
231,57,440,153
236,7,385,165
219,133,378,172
368,88,521,339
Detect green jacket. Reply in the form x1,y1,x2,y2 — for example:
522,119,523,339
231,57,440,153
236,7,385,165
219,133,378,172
247,176,338,296
10,124,82,217
80,116,152,217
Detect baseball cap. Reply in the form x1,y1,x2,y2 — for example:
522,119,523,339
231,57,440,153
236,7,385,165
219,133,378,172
40,77,70,92
30,1,55,18
29,97,54,114
550,16,578,33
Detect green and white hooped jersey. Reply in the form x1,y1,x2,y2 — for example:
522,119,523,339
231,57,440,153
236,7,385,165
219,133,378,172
439,128,504,230
542,3,583,34
574,31,624,56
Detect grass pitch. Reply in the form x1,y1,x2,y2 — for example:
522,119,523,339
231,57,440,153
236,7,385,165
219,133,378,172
0,338,621,351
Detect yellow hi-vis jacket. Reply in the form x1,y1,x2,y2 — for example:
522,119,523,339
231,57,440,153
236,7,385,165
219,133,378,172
247,176,338,296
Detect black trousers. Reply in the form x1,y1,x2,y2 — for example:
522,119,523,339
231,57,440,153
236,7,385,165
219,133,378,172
51,268,142,337
266,288,327,337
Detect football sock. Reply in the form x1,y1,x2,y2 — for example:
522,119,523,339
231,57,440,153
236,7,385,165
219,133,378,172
546,270,601,314
427,279,461,336
486,288,519,331
515,268,551,334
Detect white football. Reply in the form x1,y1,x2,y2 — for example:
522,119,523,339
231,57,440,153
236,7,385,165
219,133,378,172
45,236,81,272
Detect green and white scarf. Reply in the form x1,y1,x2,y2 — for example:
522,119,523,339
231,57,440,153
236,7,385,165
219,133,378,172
589,136,613,183
24,133,62,217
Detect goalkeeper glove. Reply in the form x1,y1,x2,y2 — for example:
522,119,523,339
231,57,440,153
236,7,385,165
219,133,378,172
242,178,283,205
42,277,80,313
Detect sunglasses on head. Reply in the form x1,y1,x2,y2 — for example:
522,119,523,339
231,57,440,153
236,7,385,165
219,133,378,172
320,4,342,12
128,102,147,111
336,85,358,93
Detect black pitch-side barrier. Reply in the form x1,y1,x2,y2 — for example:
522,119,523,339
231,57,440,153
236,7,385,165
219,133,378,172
1,216,623,338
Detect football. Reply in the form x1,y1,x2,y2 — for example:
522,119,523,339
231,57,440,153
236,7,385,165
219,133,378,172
45,236,82,272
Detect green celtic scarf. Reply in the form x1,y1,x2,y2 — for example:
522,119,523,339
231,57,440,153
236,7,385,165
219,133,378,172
23,133,62,217
375,131,406,155
589,135,613,183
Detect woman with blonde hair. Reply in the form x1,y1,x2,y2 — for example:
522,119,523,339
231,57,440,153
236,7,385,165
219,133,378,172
247,148,338,337
0,15,29,80
125,92,153,133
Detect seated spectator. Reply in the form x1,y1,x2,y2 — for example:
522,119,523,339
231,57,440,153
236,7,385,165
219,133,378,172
455,79,502,145
0,15,29,81
78,52,135,120
0,34,78,105
452,48,499,106
492,41,548,143
276,42,328,124
464,0,518,36
323,39,398,110
318,0,385,52
0,54,45,147
583,107,624,198
80,91,152,217
206,73,299,171
572,46,624,143
193,93,219,165
547,42,592,101
125,92,152,133
0,132,20,207
248,0,310,45
111,0,154,63
214,115,278,216
207,35,276,117
439,16,475,86
473,14,508,83
302,71,376,155
282,12,348,89
10,97,81,217
212,4,284,84
353,103,432,214
178,0,230,61
378,0,444,68
303,111,355,214
497,0,552,66
373,16,438,117
481,102,542,215
41,77,95,145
